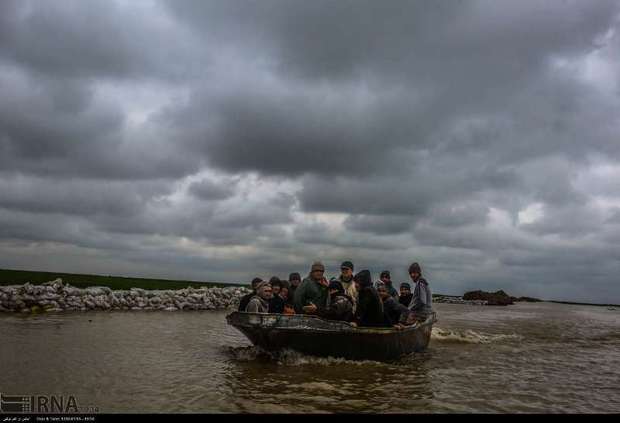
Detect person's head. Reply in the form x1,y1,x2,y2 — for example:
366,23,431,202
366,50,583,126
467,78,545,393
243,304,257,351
272,279,291,300
400,282,412,296
328,280,344,296
376,281,389,300
340,261,354,279
250,277,264,292
289,272,301,287
408,262,422,281
269,277,282,295
256,281,273,300
310,261,325,281
353,270,372,290
380,270,391,284
279,285,289,301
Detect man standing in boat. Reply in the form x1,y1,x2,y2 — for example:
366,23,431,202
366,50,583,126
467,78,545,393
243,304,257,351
330,261,358,313
408,262,433,320
293,261,330,315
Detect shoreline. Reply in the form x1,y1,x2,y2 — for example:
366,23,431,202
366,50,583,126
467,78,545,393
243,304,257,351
547,300,619,308
0,279,251,313
432,295,488,306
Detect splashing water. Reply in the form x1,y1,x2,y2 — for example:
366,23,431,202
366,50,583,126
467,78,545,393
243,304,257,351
431,326,523,344
225,345,389,366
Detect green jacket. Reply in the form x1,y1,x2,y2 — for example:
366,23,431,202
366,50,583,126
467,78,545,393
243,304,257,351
293,277,329,313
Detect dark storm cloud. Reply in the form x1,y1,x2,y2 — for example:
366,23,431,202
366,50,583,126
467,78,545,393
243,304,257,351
0,0,195,80
0,0,203,180
0,68,121,159
297,160,519,218
0,176,169,217
157,0,620,201
0,0,619,302
0,66,201,179
165,0,617,81
161,79,428,177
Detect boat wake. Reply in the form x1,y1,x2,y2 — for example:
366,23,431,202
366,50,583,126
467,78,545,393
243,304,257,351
224,346,388,366
431,327,523,344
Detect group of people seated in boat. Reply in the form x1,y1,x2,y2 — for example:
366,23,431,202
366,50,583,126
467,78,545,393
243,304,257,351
238,261,432,329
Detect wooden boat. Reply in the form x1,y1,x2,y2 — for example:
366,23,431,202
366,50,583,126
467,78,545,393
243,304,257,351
226,311,437,361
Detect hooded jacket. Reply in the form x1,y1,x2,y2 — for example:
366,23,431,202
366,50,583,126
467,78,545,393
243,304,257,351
353,270,384,327
330,274,358,313
317,293,354,322
409,277,432,318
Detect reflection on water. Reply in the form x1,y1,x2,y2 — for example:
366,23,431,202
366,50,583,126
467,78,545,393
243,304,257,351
1,303,619,413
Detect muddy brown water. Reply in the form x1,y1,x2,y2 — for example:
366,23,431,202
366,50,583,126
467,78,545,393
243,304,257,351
1,302,619,413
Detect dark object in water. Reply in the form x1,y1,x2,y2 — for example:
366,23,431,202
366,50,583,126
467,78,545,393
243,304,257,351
463,290,514,305
226,312,437,361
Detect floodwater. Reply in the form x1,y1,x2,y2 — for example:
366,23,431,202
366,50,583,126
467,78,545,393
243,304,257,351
1,302,619,413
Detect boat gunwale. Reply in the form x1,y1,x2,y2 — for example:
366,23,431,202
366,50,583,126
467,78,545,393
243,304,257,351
226,311,436,335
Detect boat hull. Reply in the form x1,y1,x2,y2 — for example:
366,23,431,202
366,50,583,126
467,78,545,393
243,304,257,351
226,312,436,361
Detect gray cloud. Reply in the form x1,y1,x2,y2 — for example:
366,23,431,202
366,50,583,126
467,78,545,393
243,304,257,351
0,176,168,217
607,209,620,224
188,178,237,201
343,215,413,235
0,0,199,80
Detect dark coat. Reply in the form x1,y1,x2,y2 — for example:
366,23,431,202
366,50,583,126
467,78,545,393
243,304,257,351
317,293,354,322
269,294,286,314
399,293,413,308
238,291,255,312
287,284,299,306
355,286,384,327
382,296,411,326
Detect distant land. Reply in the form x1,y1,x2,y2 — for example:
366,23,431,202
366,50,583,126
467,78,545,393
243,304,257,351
0,268,244,291
0,268,617,307
546,300,619,308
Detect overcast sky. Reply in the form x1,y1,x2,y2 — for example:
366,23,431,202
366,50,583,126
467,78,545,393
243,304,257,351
1,0,619,303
